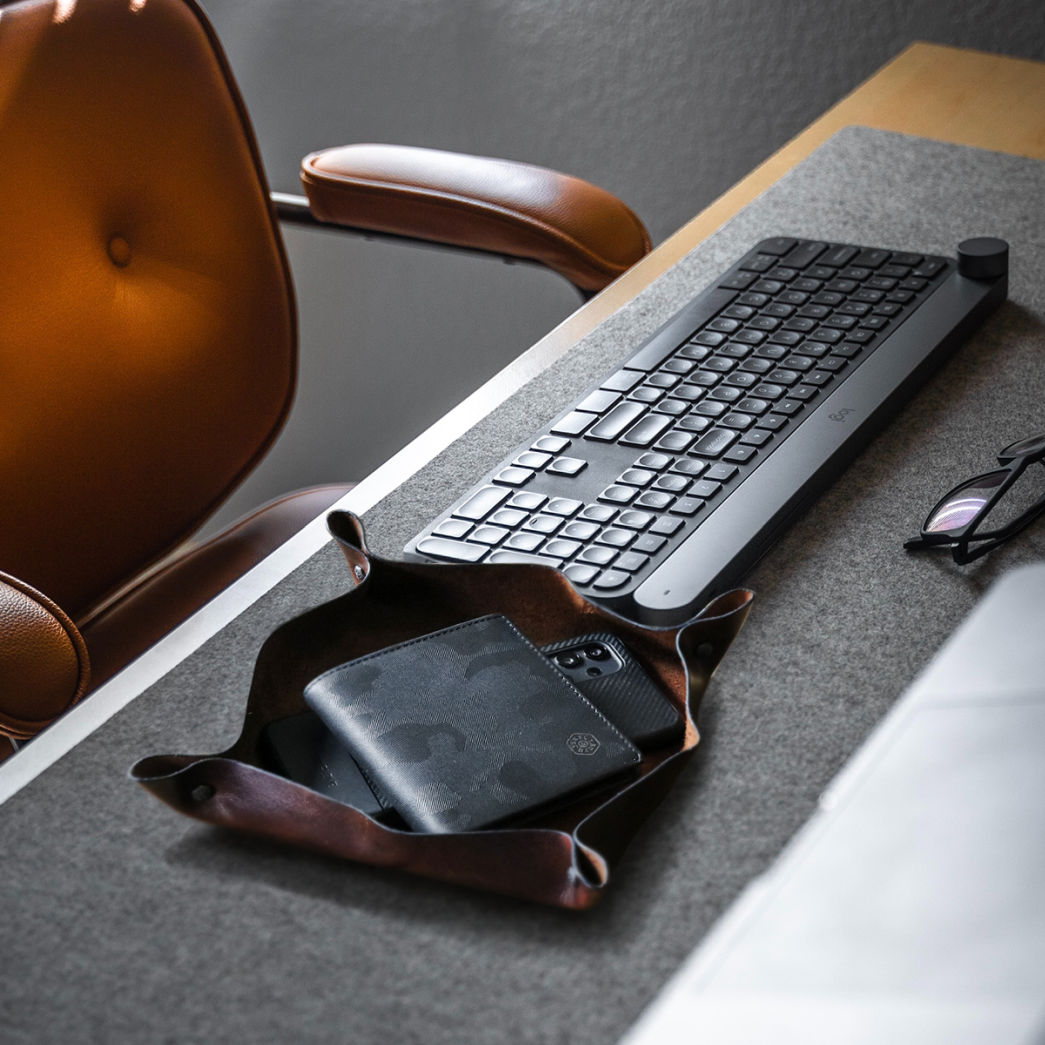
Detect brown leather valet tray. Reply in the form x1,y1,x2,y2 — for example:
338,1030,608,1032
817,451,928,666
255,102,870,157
132,511,752,909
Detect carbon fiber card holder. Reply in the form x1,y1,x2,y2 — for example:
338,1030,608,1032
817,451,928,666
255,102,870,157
303,615,641,833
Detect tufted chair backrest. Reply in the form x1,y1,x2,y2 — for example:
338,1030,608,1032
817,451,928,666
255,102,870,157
0,0,296,620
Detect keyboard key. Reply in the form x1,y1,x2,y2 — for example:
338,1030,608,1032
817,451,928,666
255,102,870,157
736,397,770,414
543,539,582,558
615,552,650,573
488,549,564,568
523,514,562,535
912,258,945,278
561,520,601,541
705,464,738,482
494,466,534,486
656,400,691,418
617,510,654,530
635,491,675,510
587,401,647,441
592,570,630,591
653,474,690,493
563,563,600,586
739,254,776,273
454,486,509,520
781,240,826,269
546,456,587,476
629,387,663,403
688,479,722,498
551,411,596,436
581,504,617,522
435,518,472,539
633,534,667,555
514,451,552,469
650,515,685,536
669,497,706,516
599,485,637,505
819,245,858,267
694,400,728,418
804,370,834,386
635,452,673,470
546,497,583,516
853,248,890,268
417,537,487,562
662,358,696,374
677,414,713,433
575,389,620,414
619,468,655,487
724,370,759,388
597,528,634,549
655,431,696,452
691,428,739,457
723,445,757,464
489,508,528,528
533,435,570,453
508,491,546,511
670,458,707,476
619,413,674,447
739,429,773,447
719,412,755,430
601,369,644,393
757,237,798,256
719,271,757,290
579,545,618,566
771,398,804,416
647,372,680,388
691,330,727,347
471,525,510,545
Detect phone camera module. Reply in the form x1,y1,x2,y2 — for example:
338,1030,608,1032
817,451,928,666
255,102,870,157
584,645,609,661
556,652,582,669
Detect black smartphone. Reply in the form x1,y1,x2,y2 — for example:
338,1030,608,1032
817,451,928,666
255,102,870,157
540,634,684,750
260,711,386,819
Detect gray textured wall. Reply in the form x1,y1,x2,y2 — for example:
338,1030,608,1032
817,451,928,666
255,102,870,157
201,0,1045,531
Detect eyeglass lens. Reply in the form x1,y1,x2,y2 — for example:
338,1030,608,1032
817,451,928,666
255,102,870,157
925,464,1043,537
925,470,1008,535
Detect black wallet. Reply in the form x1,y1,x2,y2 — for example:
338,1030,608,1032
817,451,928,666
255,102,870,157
303,615,641,833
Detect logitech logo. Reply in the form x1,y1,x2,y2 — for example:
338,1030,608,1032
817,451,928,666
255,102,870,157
828,408,855,422
567,732,600,756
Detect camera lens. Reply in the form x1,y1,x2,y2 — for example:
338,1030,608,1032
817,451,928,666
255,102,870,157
556,652,582,669
584,644,609,661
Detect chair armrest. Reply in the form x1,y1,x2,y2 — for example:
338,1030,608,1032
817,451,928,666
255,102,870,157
0,572,91,740
299,144,651,293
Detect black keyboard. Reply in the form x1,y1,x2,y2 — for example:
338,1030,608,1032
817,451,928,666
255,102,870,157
405,237,1008,624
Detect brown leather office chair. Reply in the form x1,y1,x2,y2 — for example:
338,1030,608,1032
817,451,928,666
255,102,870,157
0,0,650,749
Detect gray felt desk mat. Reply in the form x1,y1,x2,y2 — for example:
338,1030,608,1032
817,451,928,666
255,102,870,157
3,128,1044,1044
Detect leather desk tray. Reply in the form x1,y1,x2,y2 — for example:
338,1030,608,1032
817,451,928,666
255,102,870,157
132,511,752,909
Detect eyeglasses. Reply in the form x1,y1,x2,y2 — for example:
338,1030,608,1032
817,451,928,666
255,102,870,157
904,434,1045,564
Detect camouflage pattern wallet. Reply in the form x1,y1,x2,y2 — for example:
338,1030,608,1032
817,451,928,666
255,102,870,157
303,614,641,833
